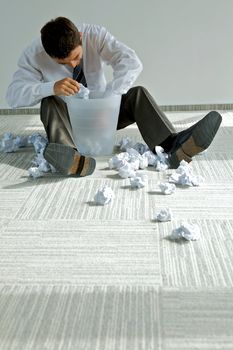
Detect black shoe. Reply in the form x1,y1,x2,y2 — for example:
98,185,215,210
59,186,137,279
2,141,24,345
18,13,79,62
169,111,222,168
44,143,96,177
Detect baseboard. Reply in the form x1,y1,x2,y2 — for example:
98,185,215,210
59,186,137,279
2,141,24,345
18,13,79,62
0,108,40,115
0,104,233,115
161,103,233,112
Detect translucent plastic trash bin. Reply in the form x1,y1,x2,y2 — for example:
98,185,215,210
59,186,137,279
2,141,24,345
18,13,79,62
65,92,121,156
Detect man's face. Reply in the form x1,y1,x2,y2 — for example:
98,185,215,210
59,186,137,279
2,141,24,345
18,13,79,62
54,45,83,68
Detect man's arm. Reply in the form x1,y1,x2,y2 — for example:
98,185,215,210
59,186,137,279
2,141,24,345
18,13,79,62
6,50,56,108
6,49,80,108
95,26,143,95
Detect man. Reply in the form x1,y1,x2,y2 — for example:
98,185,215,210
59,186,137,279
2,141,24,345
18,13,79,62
6,17,222,177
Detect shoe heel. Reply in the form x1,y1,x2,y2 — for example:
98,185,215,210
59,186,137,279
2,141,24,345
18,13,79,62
169,148,192,169
179,111,222,158
44,143,96,177
182,136,204,157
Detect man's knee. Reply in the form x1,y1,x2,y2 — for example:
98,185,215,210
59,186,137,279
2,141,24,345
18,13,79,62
40,97,50,122
128,85,148,96
41,95,64,109
40,96,66,121
40,96,54,115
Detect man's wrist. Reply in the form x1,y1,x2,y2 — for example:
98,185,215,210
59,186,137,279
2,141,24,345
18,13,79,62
40,81,57,98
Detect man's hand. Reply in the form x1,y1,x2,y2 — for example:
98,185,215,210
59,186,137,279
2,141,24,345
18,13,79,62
54,77,80,96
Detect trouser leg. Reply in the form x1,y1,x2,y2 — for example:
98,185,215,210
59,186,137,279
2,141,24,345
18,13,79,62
40,88,176,153
117,86,176,151
40,96,76,148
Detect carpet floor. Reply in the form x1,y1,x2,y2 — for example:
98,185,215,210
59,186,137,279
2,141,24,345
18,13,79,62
0,111,233,349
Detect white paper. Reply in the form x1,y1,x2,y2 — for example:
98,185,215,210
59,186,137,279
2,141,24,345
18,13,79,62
14,135,28,148
154,208,172,222
142,150,158,166
0,133,27,153
169,160,204,186
28,167,44,179
130,172,148,188
118,163,136,178
28,133,48,154
94,185,115,205
108,152,130,169
159,182,176,195
28,133,56,175
133,142,149,155
117,137,134,151
155,146,169,171
138,155,149,169
73,84,90,99
112,142,169,173
109,148,147,178
170,222,201,241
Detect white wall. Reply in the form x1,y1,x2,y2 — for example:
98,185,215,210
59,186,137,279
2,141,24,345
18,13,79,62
0,0,233,108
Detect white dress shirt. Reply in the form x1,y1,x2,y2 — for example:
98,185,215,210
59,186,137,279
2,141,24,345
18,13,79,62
6,23,143,108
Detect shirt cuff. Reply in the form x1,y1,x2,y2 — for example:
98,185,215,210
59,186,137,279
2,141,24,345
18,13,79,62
39,81,56,99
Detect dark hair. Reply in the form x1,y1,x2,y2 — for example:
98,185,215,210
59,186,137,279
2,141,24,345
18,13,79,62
40,17,81,58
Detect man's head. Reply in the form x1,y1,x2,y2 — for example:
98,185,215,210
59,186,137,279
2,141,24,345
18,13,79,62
41,17,83,67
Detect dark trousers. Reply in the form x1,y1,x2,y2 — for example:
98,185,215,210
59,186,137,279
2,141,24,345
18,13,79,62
40,86,176,152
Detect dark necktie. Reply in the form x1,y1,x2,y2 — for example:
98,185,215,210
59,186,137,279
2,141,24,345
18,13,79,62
73,62,87,87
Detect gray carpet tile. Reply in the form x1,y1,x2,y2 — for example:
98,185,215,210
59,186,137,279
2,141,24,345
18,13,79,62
0,149,34,181
159,287,233,350
14,176,153,221
159,219,233,287
0,180,32,220
0,220,160,285
0,285,159,350
148,181,233,220
1,285,233,350
191,154,233,183
0,115,44,136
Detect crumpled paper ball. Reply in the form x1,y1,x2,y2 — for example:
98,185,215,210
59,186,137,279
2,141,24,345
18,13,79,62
0,133,28,153
28,133,55,178
118,163,136,178
28,133,48,154
28,167,44,179
108,152,130,170
170,222,201,241
94,185,115,205
169,160,204,186
129,172,148,188
159,182,176,195
154,146,169,170
75,84,90,99
138,155,149,169
109,148,148,178
133,142,149,155
117,136,134,151
154,208,172,222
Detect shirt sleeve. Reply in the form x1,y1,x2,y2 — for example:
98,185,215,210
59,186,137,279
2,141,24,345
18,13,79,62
95,26,143,95
6,51,55,108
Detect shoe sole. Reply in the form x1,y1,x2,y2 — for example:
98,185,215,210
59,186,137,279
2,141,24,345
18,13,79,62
169,111,222,168
44,143,96,177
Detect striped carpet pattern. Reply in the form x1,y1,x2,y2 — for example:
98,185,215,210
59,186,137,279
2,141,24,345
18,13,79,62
0,220,160,285
0,111,233,349
0,285,160,350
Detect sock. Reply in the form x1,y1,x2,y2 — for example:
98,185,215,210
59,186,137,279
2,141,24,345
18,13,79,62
159,134,177,153
165,129,194,154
